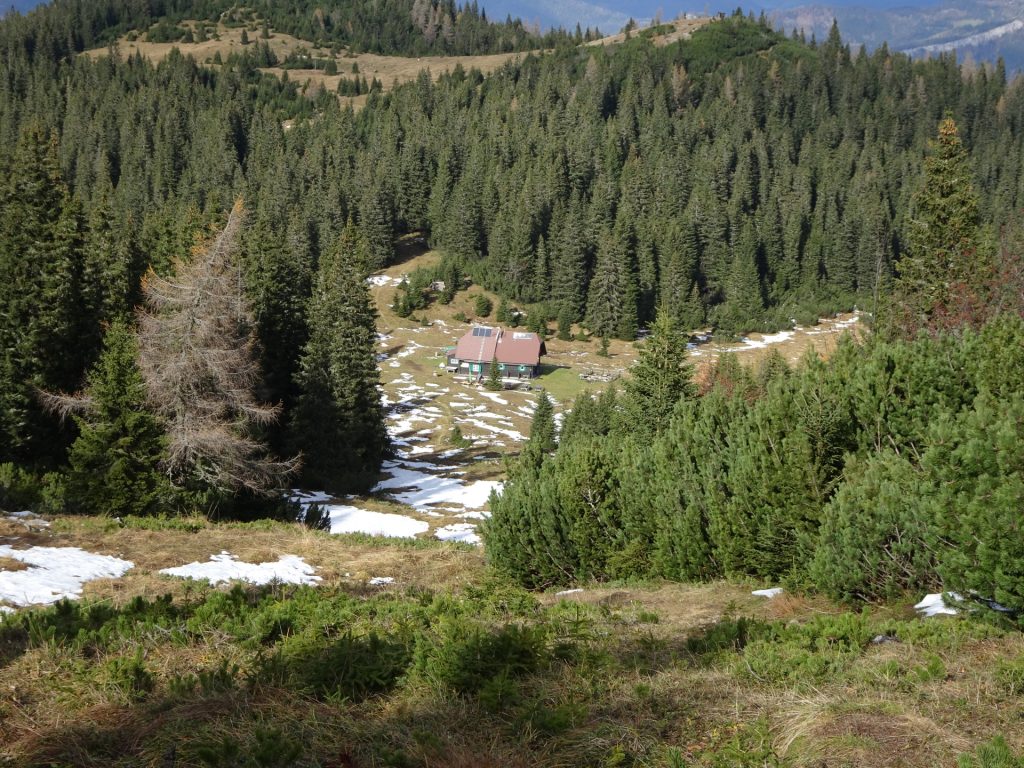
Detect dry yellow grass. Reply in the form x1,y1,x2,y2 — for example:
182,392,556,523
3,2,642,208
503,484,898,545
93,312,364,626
0,556,28,572
84,21,527,108
586,15,712,48
0,515,485,609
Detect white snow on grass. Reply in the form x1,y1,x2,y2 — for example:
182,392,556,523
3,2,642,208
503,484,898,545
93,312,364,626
160,552,320,586
725,331,795,352
556,588,584,596
0,545,134,607
374,462,502,511
915,592,961,617
397,341,424,358
368,275,402,287
290,489,333,506
369,576,394,585
434,523,481,545
3,510,49,527
752,587,784,599
478,391,509,405
326,505,429,538
462,418,527,441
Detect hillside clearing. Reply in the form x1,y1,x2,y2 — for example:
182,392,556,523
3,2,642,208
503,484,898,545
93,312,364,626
84,21,527,107
586,14,712,48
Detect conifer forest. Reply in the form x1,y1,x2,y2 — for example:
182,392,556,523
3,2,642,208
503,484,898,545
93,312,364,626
1,1,1024,766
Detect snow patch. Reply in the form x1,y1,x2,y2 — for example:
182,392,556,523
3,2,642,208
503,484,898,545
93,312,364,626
3,511,49,527
461,418,526,441
556,588,584,596
326,505,429,538
478,391,509,405
434,523,481,545
367,275,402,287
374,461,501,511
752,587,784,599
0,545,134,607
726,331,795,352
160,552,320,586
369,576,394,585
915,592,961,617
397,341,424,358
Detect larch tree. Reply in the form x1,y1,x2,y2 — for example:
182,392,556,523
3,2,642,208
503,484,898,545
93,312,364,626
137,200,297,497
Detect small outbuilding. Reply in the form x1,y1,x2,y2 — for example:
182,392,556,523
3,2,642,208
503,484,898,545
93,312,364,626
446,326,546,379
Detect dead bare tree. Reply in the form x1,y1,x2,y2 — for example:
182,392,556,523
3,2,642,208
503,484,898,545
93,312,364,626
137,200,298,495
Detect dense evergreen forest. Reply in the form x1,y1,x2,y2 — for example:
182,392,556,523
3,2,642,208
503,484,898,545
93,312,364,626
0,0,576,62
1,2,1024,534
487,109,1024,614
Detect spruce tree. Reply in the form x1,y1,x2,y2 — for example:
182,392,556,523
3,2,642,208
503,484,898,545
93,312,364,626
485,354,503,390
893,116,981,336
620,307,695,436
290,221,389,493
65,320,169,517
0,125,89,466
519,389,556,472
243,213,312,443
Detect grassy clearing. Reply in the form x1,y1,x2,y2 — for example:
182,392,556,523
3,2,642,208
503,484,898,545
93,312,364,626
0,514,485,608
1,574,1022,767
586,15,712,48
84,21,525,108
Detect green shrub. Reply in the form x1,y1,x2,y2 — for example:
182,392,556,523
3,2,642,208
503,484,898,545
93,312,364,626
514,698,586,737
275,629,414,700
413,617,548,695
810,451,940,602
0,462,40,510
686,617,763,658
103,650,154,701
474,294,493,317
958,736,1024,768
995,656,1024,696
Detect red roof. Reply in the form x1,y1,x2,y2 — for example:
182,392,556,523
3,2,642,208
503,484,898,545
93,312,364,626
454,326,499,363
496,331,546,365
452,327,545,366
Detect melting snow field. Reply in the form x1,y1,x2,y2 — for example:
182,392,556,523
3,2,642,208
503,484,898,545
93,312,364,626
374,462,501,512
0,545,134,608
160,552,320,586
325,505,430,538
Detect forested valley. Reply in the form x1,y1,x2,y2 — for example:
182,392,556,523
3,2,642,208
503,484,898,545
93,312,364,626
2,1,1024,765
